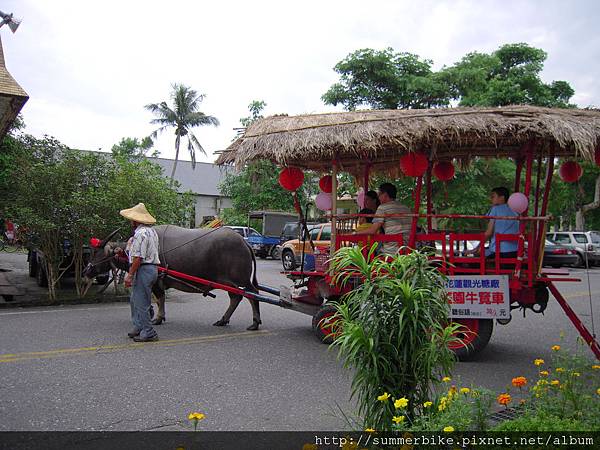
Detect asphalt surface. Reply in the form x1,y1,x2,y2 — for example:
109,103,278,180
0,254,599,431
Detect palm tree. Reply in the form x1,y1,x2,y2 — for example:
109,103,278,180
145,83,219,184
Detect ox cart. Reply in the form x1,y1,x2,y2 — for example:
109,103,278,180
215,105,600,361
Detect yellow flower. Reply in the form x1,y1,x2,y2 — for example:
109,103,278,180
302,445,318,450
448,386,457,397
555,367,565,373
440,396,448,404
596,388,600,396
392,415,405,424
551,345,561,351
438,403,446,412
512,376,527,388
539,370,549,377
394,397,409,409
497,393,512,406
423,401,433,408
592,365,600,370
537,379,548,386
365,428,375,433
571,372,581,377
460,387,470,394
377,392,391,401
188,412,205,421
534,359,544,366
550,380,560,386
442,376,451,382
443,426,455,432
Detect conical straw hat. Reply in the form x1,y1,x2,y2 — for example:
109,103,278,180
119,203,156,225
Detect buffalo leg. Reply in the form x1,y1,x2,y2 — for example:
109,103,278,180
213,292,243,327
151,286,166,325
247,298,261,331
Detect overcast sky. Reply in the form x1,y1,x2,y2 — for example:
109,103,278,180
3,0,600,163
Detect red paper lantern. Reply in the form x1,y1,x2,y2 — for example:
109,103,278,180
433,161,455,181
319,175,332,193
559,161,583,183
278,167,304,191
594,146,600,167
90,237,101,248
400,152,428,177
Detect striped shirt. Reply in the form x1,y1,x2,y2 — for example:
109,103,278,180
129,225,160,264
373,201,412,255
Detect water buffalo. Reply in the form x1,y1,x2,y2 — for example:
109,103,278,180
83,225,262,330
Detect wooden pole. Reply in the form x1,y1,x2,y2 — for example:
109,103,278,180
409,176,423,249
331,159,338,254
426,162,433,232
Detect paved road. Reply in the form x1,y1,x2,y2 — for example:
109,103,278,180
0,255,598,431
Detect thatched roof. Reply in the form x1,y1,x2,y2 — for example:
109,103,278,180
0,37,28,140
216,106,600,174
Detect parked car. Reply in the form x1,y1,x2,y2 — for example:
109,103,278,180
280,221,321,244
225,226,280,259
28,239,109,287
280,223,331,270
542,239,579,268
546,231,600,267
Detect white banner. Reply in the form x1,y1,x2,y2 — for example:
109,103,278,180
445,275,511,320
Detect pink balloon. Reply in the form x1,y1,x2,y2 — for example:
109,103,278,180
315,192,332,211
508,192,528,214
356,190,365,209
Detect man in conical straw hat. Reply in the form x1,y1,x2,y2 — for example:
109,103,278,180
120,203,160,342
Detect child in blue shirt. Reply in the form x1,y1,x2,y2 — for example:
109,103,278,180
466,187,520,257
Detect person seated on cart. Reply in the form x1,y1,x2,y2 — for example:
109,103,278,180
365,190,380,211
354,183,411,255
464,186,519,259
355,208,375,232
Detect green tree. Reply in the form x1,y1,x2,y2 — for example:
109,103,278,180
111,136,157,161
146,83,219,184
322,48,451,110
220,101,316,225
2,133,194,301
440,43,574,107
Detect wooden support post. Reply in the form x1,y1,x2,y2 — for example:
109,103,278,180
426,162,433,233
331,159,338,254
537,152,555,274
363,163,370,193
409,176,423,249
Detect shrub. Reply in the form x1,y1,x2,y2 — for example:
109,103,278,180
329,245,460,430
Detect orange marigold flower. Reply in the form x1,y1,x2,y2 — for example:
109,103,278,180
551,345,561,351
512,376,527,388
497,393,512,406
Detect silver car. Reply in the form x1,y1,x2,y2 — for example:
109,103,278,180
546,231,600,267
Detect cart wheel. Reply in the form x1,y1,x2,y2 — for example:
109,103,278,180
312,304,340,344
448,319,493,361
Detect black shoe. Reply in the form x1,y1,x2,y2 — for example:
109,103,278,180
133,335,158,342
127,330,141,338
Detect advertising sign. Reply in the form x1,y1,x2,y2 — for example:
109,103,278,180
445,275,510,319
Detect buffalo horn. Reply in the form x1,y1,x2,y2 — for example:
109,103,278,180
98,228,121,249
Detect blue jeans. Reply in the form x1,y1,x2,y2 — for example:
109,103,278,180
130,264,158,338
